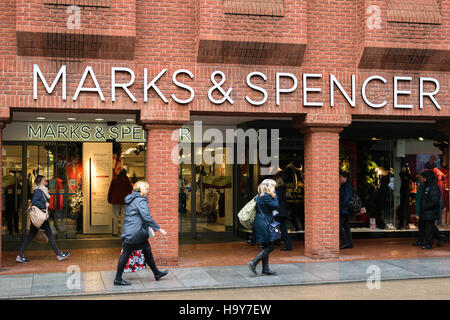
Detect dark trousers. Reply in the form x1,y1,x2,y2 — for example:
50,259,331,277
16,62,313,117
418,218,440,246
340,214,353,247
19,220,61,256
398,192,409,228
6,209,19,234
115,241,160,281
275,217,292,249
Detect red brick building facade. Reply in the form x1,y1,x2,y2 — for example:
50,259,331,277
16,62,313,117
0,0,448,267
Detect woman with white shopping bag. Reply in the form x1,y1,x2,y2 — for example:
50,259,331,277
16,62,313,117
114,181,169,285
16,175,70,263
247,179,280,276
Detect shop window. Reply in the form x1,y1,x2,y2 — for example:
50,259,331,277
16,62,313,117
224,0,285,17
387,0,442,25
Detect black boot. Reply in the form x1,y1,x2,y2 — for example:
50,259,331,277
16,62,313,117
155,269,169,281
248,250,265,275
261,255,277,276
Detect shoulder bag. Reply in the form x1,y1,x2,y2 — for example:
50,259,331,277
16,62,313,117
28,205,49,229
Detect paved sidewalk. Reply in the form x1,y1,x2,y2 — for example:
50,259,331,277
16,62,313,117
1,257,450,299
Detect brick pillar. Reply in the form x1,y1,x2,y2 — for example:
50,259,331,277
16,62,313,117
144,124,180,266
294,114,352,259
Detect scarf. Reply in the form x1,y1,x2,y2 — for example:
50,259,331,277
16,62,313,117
33,184,50,200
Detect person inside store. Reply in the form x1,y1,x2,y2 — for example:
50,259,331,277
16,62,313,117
114,181,169,285
5,170,20,236
398,162,412,229
16,175,71,263
339,170,354,249
414,171,442,250
108,168,133,236
248,179,279,276
414,171,446,248
274,174,292,251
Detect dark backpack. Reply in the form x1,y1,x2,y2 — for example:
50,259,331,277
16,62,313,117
347,189,362,214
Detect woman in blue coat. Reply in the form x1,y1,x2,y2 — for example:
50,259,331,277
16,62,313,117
248,179,279,276
114,181,169,285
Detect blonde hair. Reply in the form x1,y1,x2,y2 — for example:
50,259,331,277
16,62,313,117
258,179,276,197
133,181,149,197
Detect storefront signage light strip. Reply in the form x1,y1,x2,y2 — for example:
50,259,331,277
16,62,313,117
3,122,146,142
33,65,442,110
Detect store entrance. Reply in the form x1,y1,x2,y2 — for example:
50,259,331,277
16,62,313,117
1,141,145,244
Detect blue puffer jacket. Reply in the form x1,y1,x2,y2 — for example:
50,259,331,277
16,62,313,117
253,193,279,244
121,191,160,245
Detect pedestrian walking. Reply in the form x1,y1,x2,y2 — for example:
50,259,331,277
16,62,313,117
108,168,133,236
114,181,169,285
274,174,292,251
413,171,443,249
16,175,70,263
339,170,354,249
247,179,279,276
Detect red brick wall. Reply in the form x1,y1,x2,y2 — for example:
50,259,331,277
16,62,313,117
0,0,449,263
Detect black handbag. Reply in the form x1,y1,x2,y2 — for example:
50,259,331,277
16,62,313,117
268,220,282,242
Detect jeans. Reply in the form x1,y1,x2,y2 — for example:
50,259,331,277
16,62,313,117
112,204,125,235
340,214,353,247
275,217,292,249
115,241,160,281
19,220,61,256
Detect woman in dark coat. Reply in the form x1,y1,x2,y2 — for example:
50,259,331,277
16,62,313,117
274,175,292,251
418,171,442,249
114,181,169,285
248,179,279,276
16,175,70,263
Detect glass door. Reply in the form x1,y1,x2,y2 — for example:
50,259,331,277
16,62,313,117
179,143,234,238
1,145,24,241
26,143,82,239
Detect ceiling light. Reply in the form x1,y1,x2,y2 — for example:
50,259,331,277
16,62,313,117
418,137,424,141
36,117,46,120
125,118,134,122
67,117,76,121
95,118,104,121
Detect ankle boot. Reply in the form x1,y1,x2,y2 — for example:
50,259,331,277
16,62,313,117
261,255,277,276
248,250,265,275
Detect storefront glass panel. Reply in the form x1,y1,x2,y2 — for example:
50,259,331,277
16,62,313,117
1,145,24,240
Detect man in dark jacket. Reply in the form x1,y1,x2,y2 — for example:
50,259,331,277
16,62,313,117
418,170,442,249
339,170,353,249
108,169,133,236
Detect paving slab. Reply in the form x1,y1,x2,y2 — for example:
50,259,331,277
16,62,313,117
1,257,449,299
171,267,222,288
202,266,253,287
383,258,450,278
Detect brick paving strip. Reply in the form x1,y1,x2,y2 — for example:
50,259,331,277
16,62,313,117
1,257,450,299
